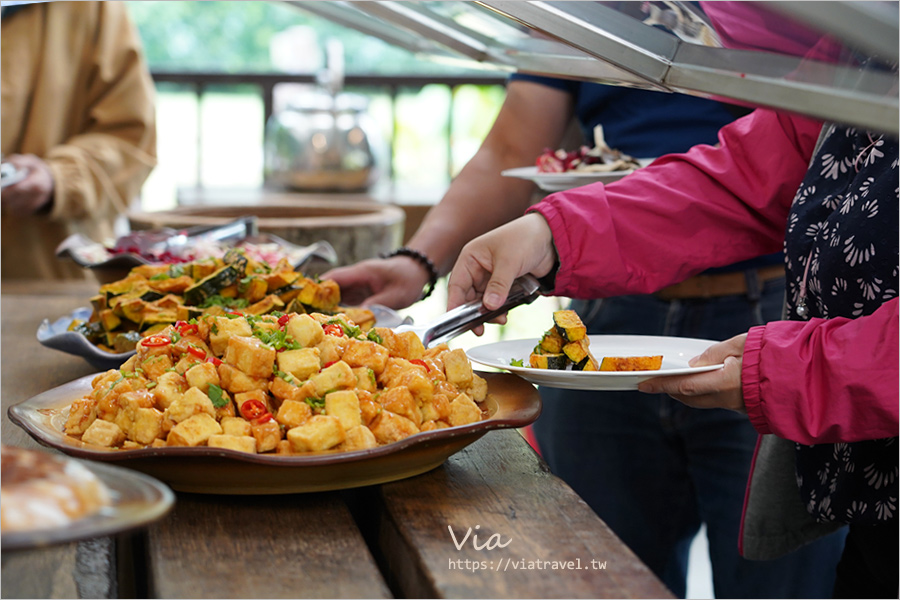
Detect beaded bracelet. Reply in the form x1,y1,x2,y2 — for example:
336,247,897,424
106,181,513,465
380,246,439,300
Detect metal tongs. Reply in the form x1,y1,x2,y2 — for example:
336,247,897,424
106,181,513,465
394,274,544,347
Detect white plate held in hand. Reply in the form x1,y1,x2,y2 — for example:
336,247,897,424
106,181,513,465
466,334,724,391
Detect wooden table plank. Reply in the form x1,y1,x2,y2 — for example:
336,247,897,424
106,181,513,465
144,492,392,599
1,287,119,599
366,429,673,599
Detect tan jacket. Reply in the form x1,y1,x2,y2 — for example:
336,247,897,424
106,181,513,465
1,1,157,280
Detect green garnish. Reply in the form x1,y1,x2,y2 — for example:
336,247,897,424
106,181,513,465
207,384,229,408
510,358,524,367
199,295,250,309
367,330,383,345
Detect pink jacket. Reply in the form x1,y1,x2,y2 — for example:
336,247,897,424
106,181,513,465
528,108,899,444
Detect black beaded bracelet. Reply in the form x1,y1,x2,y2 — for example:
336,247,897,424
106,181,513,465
380,246,439,300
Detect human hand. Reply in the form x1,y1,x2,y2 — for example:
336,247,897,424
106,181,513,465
637,334,748,414
323,255,432,309
0,154,54,215
447,213,557,312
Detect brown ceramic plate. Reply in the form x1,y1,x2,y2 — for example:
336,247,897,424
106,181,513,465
8,372,540,495
1,455,174,551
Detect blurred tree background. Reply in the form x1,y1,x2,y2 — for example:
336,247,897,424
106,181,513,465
127,0,484,74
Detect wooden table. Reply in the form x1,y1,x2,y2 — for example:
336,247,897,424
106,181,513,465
1,281,672,599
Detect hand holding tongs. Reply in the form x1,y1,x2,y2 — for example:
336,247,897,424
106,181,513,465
393,274,544,347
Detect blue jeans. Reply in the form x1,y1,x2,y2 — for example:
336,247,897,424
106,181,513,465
533,279,847,598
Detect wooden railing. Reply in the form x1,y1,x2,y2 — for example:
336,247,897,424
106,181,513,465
150,71,507,183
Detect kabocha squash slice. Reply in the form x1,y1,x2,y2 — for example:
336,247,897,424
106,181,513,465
553,310,587,342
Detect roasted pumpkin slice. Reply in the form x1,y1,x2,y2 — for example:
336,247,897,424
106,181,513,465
183,264,242,306
553,310,587,342
529,351,569,370
562,338,592,364
539,329,566,354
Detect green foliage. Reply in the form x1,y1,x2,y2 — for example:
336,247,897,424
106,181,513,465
125,0,486,75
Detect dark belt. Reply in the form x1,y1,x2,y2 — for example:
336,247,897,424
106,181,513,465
654,265,785,300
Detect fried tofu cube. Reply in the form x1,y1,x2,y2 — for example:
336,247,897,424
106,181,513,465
353,367,377,393
269,375,303,403
251,419,282,453
421,393,450,423
287,415,345,452
209,315,253,356
275,440,293,455
311,360,356,397
384,331,425,361
153,371,188,410
276,399,312,429
285,313,324,348
218,363,269,394
207,434,257,454
277,347,321,381
221,415,252,437
140,353,175,380
185,361,220,394
420,420,449,432
132,407,165,445
65,398,99,435
325,390,361,430
358,391,381,426
339,425,378,451
234,389,274,415
167,413,222,447
467,373,488,402
369,410,419,444
448,393,482,427
379,385,421,427
164,386,216,423
81,419,126,447
341,339,390,374
224,335,276,379
315,335,347,366
442,348,473,387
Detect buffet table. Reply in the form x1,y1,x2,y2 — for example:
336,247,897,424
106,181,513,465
1,281,672,599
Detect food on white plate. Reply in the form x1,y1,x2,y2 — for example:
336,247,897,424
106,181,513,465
63,312,488,454
529,310,599,371
527,310,663,372
536,125,641,174
1,445,112,532
599,356,663,371
69,248,374,353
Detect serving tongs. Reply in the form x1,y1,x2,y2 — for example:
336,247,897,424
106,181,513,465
393,274,544,347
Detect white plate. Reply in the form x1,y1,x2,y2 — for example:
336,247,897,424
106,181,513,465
501,162,650,192
466,335,724,391
1,454,174,551
0,163,29,189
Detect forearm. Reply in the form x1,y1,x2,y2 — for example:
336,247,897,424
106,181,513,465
407,80,574,276
743,298,900,444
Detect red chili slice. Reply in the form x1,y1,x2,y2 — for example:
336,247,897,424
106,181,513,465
206,356,222,367
277,314,291,327
252,413,273,425
410,359,430,372
239,399,268,421
187,346,207,360
176,321,199,336
323,323,343,337
141,335,171,347
322,360,337,369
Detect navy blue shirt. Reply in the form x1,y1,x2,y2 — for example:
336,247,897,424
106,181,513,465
511,73,782,271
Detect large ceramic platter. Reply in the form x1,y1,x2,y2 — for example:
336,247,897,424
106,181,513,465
1,456,174,551
466,335,724,391
36,304,408,372
501,161,651,192
8,372,541,495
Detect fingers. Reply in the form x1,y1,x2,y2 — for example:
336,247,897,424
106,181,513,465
687,334,748,367
638,355,746,413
